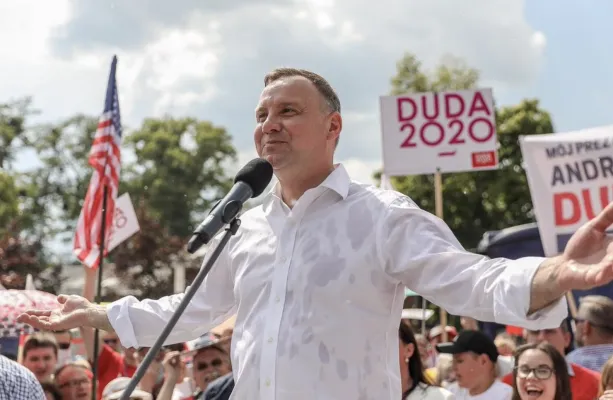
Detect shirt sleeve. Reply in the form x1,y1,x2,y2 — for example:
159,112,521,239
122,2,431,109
379,196,568,330
107,233,237,348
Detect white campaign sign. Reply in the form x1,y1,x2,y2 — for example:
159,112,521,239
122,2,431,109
108,193,140,251
380,88,499,176
520,125,613,256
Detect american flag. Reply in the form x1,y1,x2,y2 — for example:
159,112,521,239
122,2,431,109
73,56,122,269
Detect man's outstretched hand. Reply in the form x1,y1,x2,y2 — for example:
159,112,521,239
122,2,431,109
558,201,613,291
17,294,101,332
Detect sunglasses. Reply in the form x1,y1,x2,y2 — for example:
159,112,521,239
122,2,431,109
516,365,554,380
58,343,71,350
196,359,223,371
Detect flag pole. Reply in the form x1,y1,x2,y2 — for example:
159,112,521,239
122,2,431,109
91,184,109,400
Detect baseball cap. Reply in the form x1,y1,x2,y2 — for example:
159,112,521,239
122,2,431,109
435,330,498,363
186,332,227,355
102,377,153,400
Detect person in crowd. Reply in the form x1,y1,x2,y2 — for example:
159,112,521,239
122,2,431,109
460,317,479,331
501,320,600,400
598,355,613,399
102,331,123,353
22,332,59,382
79,267,139,399
54,361,93,400
567,295,613,372
437,330,512,399
41,380,62,400
495,332,517,357
511,342,571,400
19,67,613,399
154,350,197,400
186,334,232,397
413,333,437,371
434,354,455,388
399,321,453,399
429,325,458,348
101,376,153,400
0,353,46,399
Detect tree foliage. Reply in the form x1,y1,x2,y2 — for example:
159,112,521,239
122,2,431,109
380,53,555,249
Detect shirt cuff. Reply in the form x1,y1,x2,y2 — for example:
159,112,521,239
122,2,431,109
106,296,141,349
494,257,568,330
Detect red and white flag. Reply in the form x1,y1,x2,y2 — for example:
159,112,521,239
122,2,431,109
73,56,122,269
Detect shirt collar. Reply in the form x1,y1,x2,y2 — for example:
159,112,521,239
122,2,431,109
263,163,350,207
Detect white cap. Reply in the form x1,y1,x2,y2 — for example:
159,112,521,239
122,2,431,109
102,377,153,400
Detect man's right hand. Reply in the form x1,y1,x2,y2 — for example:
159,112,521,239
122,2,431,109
17,294,111,332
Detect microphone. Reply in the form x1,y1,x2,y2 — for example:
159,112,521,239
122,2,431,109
187,158,273,253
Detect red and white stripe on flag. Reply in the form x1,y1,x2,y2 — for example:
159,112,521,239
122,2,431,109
73,56,122,269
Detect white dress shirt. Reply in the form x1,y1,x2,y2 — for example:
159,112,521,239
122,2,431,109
107,164,568,400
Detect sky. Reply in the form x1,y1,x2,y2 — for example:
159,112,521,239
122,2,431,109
2,0,613,186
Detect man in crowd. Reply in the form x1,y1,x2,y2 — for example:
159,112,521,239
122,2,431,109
1,354,45,399
567,295,613,371
19,68,613,399
501,321,600,400
21,332,58,382
189,334,232,397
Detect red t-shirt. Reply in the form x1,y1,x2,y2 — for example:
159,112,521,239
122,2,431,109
95,344,137,400
501,362,600,400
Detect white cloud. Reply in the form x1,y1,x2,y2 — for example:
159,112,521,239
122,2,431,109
1,0,548,183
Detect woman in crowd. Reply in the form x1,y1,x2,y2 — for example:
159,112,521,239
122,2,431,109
41,380,62,400
399,321,453,399
54,361,93,400
599,356,613,399
511,342,571,400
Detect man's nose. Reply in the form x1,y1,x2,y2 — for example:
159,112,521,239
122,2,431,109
262,115,281,134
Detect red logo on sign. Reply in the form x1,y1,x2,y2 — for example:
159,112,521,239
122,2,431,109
471,151,496,168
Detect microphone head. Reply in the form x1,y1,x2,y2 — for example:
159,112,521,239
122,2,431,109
234,158,273,197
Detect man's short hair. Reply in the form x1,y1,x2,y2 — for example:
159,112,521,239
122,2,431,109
264,68,341,146
23,332,58,359
578,295,613,335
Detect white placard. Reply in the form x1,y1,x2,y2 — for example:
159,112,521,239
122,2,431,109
380,88,499,176
520,125,613,256
108,193,140,251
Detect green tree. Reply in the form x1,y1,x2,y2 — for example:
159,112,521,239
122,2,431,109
0,172,19,236
380,53,554,249
123,117,237,237
0,97,36,170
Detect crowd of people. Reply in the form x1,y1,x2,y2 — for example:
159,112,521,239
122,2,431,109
2,293,613,399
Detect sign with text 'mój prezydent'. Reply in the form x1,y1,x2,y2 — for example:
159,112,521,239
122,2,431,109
379,88,499,176
520,125,613,256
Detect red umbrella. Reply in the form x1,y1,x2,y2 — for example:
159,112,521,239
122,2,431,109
0,290,60,338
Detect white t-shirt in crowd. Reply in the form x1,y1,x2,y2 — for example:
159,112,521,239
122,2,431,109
447,380,512,400
406,383,455,400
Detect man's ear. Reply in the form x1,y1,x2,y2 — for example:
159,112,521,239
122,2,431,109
327,112,342,143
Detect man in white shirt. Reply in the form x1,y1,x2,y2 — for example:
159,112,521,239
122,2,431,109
18,68,613,400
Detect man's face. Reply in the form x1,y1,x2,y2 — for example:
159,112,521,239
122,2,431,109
254,76,340,172
54,331,71,350
525,327,570,355
23,347,57,381
192,347,231,391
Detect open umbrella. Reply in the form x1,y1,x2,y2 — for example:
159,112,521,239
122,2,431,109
0,289,60,338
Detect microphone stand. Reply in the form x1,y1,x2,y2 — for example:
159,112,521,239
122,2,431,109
119,217,241,400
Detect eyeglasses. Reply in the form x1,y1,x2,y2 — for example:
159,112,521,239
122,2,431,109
196,359,223,371
58,343,71,350
516,365,554,380
58,377,90,389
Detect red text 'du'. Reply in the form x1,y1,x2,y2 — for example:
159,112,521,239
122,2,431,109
554,186,613,226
